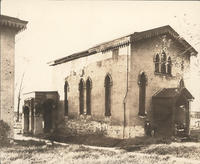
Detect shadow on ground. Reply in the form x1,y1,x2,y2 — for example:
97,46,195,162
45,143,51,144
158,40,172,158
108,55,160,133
12,131,200,153
39,134,173,151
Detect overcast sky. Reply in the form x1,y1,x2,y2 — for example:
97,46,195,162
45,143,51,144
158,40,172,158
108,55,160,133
2,1,200,110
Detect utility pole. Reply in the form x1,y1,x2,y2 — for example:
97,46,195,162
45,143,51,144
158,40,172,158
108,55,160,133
0,0,2,15
0,0,1,118
17,72,25,122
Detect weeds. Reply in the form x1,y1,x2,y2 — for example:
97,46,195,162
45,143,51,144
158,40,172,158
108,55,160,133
0,120,11,147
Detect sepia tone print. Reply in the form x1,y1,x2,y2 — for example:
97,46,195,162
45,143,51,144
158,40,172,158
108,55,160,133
47,25,197,139
0,15,27,137
1,1,200,164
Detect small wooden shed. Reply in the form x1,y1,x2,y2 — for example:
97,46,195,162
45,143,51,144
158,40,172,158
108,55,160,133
152,87,194,136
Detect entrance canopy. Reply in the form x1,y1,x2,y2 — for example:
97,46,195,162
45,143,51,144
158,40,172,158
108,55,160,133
152,87,194,100
152,87,194,136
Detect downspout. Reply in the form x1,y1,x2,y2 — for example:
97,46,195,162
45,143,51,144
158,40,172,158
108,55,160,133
0,15,1,119
123,41,130,139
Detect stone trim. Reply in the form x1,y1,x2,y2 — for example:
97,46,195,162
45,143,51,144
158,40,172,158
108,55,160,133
0,15,28,33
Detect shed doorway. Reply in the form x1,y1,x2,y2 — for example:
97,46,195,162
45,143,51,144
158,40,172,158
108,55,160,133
43,99,54,133
23,106,29,133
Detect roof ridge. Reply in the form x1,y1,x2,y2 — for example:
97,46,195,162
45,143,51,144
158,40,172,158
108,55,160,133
49,25,198,66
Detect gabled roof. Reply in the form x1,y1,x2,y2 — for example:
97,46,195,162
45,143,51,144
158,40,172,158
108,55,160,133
24,91,58,95
49,25,198,66
131,25,197,55
152,87,194,100
0,15,28,33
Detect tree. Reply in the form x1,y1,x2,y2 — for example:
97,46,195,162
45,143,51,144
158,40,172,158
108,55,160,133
16,72,25,122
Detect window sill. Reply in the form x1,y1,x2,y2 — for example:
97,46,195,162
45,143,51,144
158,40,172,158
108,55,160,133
154,72,172,77
138,115,147,119
138,112,147,118
104,116,111,122
80,113,91,116
64,116,68,121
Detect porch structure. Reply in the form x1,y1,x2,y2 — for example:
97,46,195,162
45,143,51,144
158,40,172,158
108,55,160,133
152,87,194,137
22,91,59,135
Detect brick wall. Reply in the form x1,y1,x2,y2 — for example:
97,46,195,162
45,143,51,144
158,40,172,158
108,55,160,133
52,45,130,127
0,27,16,137
51,33,191,138
126,34,191,127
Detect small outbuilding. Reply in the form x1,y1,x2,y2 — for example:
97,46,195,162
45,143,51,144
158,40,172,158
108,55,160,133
22,91,59,135
152,87,194,137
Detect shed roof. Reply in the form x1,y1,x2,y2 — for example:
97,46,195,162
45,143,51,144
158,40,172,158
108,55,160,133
49,25,198,66
23,91,58,95
152,87,194,100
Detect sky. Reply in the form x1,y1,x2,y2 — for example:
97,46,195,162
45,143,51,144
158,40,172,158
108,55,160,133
1,1,200,111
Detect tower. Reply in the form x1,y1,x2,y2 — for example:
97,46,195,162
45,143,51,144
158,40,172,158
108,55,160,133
0,15,27,136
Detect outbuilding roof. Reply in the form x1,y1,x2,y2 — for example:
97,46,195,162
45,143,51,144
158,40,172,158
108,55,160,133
49,25,198,66
152,87,194,100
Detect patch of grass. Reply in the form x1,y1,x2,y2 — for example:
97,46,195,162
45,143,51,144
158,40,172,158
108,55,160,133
14,139,46,146
72,152,100,159
119,136,172,152
1,140,200,164
0,120,11,147
48,134,122,147
43,133,172,149
142,144,200,160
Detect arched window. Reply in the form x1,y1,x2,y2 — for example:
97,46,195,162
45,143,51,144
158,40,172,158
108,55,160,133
167,57,172,75
181,60,184,71
64,81,69,116
179,79,185,88
86,77,92,115
79,79,85,115
138,72,147,116
161,52,167,74
104,74,112,116
155,54,160,73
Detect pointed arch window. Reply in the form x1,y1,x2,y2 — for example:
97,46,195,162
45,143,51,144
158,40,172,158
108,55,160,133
79,79,85,115
138,72,147,116
161,52,167,74
155,54,160,73
104,74,112,116
179,79,185,88
167,57,172,75
64,81,69,116
181,60,184,71
154,51,172,76
86,77,92,115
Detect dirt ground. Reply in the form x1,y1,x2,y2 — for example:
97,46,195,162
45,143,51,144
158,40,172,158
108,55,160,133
1,135,200,164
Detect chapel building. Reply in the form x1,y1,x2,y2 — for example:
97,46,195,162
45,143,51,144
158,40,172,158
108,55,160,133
25,25,197,138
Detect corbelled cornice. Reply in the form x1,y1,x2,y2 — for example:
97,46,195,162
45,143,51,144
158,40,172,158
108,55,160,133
0,15,28,33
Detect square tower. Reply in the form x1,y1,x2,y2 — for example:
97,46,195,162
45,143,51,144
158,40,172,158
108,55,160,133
0,15,27,136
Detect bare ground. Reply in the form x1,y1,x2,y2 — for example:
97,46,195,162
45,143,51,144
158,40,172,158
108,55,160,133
1,135,200,164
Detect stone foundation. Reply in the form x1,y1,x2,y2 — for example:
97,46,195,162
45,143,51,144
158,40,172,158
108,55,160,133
58,115,145,139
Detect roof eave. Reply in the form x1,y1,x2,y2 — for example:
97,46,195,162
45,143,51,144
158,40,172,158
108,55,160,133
0,15,28,33
49,25,198,66
131,25,198,57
